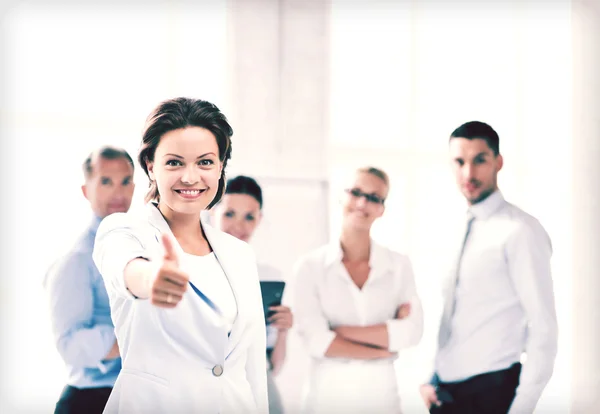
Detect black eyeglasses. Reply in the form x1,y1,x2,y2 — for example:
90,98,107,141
345,188,385,205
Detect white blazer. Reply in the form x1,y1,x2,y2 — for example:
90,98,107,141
93,202,268,414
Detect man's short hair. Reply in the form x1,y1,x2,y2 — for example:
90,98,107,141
450,121,500,155
82,146,134,179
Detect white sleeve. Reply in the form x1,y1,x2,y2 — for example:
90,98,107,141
385,255,424,352
92,213,152,300
291,256,336,359
506,220,558,414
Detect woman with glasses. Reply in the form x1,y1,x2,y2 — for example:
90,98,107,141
292,166,423,414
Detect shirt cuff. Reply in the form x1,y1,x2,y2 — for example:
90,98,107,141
96,361,109,374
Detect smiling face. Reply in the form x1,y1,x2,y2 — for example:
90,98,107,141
449,137,503,205
341,171,388,232
147,126,223,216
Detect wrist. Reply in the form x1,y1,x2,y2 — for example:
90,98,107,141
378,348,392,358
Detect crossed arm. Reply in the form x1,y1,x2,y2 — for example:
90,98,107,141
332,303,411,351
292,256,424,360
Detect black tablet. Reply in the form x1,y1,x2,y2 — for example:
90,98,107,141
259,280,286,320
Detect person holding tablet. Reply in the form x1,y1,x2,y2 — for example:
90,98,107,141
92,98,268,414
211,175,293,414
292,166,424,414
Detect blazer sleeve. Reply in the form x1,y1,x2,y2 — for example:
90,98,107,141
93,212,153,300
244,247,269,414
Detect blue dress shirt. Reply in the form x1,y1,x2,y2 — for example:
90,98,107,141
44,216,121,388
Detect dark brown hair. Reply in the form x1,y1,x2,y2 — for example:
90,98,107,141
450,121,500,155
138,97,233,209
225,175,263,209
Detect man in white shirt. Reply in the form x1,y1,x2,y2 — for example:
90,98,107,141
420,121,558,414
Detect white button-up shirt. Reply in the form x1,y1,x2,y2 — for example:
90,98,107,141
435,190,558,414
292,241,424,360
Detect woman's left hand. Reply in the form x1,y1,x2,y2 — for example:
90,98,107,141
268,305,293,331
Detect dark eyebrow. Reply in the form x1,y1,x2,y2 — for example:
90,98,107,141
454,151,489,162
163,152,217,159
197,152,217,159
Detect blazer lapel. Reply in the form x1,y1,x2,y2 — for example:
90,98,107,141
144,203,229,322
202,220,248,351
144,202,186,257
202,221,243,321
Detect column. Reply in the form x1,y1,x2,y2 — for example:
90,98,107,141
571,0,600,412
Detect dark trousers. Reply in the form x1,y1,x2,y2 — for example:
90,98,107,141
54,385,112,414
430,363,521,414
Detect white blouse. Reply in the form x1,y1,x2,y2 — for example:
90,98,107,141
180,252,237,333
292,240,424,361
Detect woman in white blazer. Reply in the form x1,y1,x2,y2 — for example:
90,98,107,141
92,97,268,414
292,166,424,414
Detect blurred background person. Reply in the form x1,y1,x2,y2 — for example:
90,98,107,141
292,166,423,414
211,175,293,414
420,121,558,414
43,146,135,414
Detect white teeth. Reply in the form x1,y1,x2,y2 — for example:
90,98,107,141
179,190,200,195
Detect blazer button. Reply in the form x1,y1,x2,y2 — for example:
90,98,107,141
212,364,224,377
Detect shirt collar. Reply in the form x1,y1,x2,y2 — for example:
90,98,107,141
324,239,393,272
467,189,506,220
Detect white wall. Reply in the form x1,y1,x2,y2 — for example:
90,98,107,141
328,1,573,413
0,0,590,413
226,1,332,411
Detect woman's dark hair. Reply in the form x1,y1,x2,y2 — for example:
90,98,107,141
138,97,233,209
225,175,263,209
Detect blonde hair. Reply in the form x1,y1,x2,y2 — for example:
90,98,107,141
356,166,390,188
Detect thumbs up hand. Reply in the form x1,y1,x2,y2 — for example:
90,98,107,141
149,233,189,308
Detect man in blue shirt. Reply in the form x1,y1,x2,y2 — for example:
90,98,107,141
44,146,135,414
